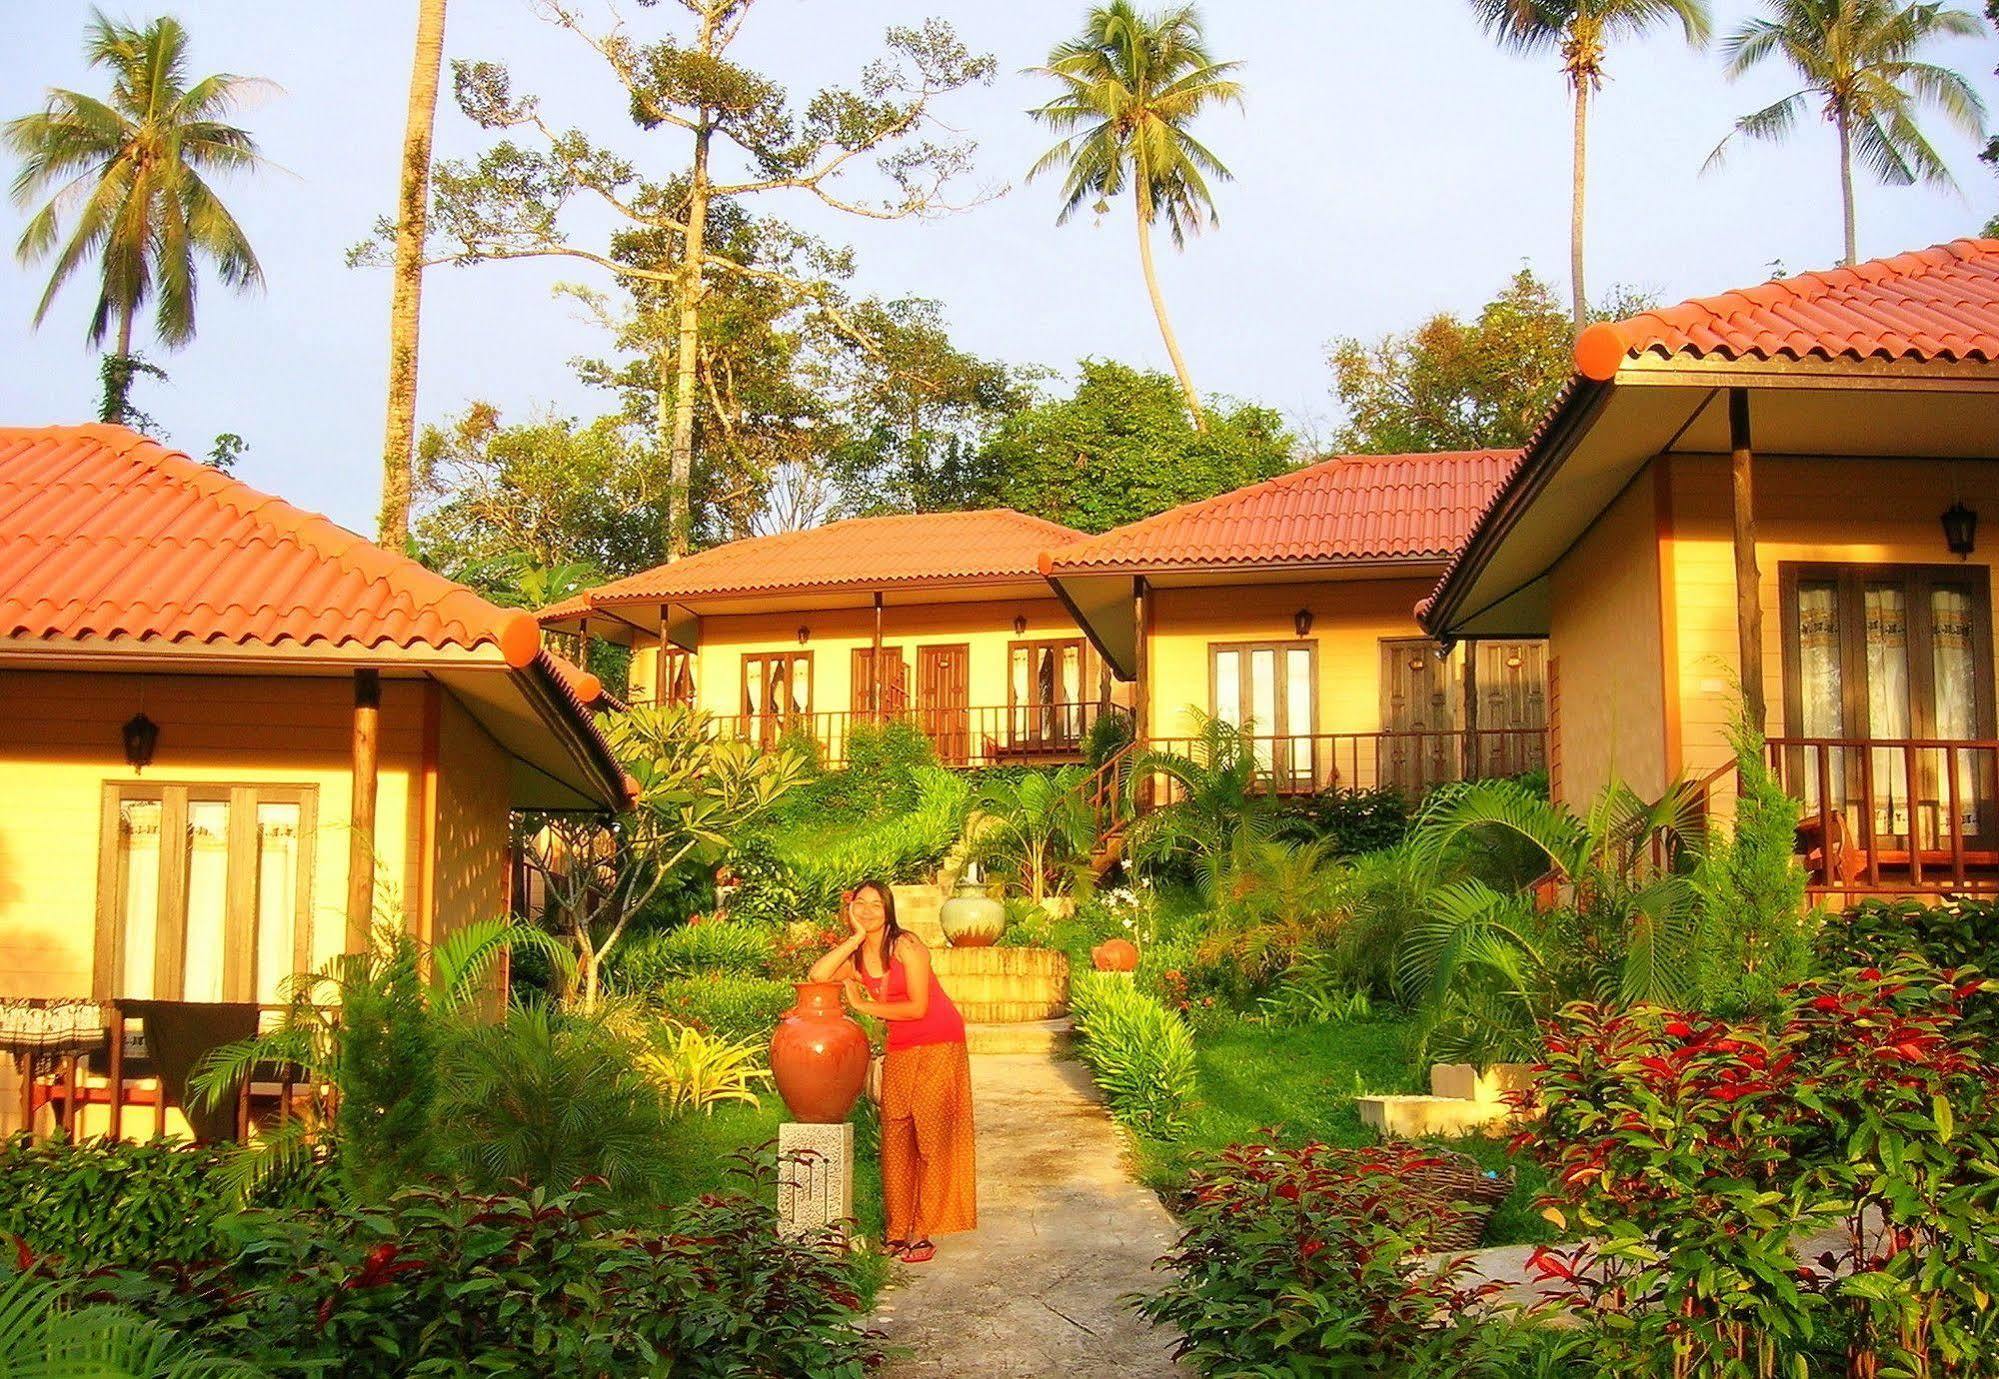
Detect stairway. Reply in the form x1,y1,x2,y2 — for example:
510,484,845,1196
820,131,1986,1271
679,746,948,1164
890,883,947,948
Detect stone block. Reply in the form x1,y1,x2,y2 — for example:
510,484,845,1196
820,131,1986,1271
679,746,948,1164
1430,1061,1536,1105
1357,1094,1510,1140
777,1121,854,1242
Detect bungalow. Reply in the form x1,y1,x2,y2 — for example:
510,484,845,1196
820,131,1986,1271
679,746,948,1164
0,424,627,1136
1043,451,1549,796
538,510,1116,768
1421,239,1999,900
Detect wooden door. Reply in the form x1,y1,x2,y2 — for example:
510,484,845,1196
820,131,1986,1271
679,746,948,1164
851,646,908,720
1472,640,1548,777
918,644,971,765
1380,639,1456,795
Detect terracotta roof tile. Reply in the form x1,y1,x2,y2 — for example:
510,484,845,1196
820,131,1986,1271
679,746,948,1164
0,424,540,662
1043,451,1520,575
1574,238,1999,379
548,509,1087,614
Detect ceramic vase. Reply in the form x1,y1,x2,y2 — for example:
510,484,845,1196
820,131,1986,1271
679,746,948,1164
939,882,1006,947
1091,938,1139,972
769,981,870,1124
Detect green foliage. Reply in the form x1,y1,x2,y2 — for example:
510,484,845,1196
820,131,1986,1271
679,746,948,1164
1277,785,1413,856
1818,896,1999,1034
615,920,777,985
1068,972,1198,1138
977,361,1293,532
0,1265,264,1379
972,765,1095,902
1125,711,1281,894
651,973,795,1043
634,1020,769,1116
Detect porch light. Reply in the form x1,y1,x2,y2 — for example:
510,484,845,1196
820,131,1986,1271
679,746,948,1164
122,712,159,772
1293,609,1314,638
1014,614,1028,636
796,626,810,645
1942,501,1977,558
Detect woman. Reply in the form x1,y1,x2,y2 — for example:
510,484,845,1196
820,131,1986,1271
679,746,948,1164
809,880,976,1262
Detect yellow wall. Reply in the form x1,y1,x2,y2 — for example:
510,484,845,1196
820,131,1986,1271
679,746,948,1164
1146,577,1448,790
1547,472,1670,801
1664,454,1999,783
429,690,513,944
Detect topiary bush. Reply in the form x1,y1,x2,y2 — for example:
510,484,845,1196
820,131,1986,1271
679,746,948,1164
613,921,778,987
652,973,795,1044
1068,972,1197,1138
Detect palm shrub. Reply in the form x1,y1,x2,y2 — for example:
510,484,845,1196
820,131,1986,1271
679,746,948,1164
1068,972,1197,1138
1395,775,1709,1066
0,1265,262,1379
1124,711,1279,895
972,765,1095,902
1189,835,1349,1009
633,1020,770,1116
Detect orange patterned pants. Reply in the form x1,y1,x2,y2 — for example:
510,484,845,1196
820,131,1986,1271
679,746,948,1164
879,1040,977,1241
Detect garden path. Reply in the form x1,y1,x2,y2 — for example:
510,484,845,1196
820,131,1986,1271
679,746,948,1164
870,1052,1190,1378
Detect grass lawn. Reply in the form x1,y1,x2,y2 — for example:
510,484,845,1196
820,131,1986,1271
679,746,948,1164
656,1094,895,1300
1132,1015,1552,1249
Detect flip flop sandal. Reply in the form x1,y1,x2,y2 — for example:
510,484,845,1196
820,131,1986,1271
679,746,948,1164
882,1238,909,1257
900,1239,936,1264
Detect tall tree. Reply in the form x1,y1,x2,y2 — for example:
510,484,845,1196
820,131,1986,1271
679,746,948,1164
378,0,450,551
1708,0,1985,266
6,11,269,425
382,1,992,558
1028,2,1243,432
1469,0,1710,330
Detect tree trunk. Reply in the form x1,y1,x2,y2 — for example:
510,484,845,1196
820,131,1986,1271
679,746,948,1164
377,0,448,550
667,122,713,560
1837,111,1857,267
1570,78,1589,331
1134,181,1206,433
101,305,137,424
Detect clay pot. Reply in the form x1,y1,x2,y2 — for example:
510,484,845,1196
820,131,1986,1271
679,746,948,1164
939,882,1006,947
769,982,871,1124
1091,938,1139,972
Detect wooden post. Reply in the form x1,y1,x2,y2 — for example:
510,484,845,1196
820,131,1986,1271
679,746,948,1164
1729,389,1766,731
16,1053,32,1141
871,592,884,720
1460,640,1479,780
60,1054,77,1137
347,669,382,951
105,1002,124,1142
1133,578,1151,745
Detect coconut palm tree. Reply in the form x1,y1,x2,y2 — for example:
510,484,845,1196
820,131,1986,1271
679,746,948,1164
1707,0,1985,267
379,0,450,550
1469,0,1712,330
1122,711,1279,895
1028,2,1243,431
5,12,269,422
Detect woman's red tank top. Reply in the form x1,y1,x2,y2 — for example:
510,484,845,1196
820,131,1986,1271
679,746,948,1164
860,943,967,1051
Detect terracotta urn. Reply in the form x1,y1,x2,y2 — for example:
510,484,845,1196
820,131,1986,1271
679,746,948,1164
769,981,871,1124
1091,938,1139,972
939,882,1006,947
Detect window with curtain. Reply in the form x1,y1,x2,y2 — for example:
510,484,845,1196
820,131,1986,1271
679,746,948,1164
1009,639,1088,749
1209,641,1318,784
100,784,315,1004
1782,564,1996,845
741,652,811,747
656,647,697,708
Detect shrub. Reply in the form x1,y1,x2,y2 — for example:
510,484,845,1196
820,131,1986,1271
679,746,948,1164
1817,897,1999,1033
0,1265,263,1379
1278,785,1412,856
653,973,794,1043
107,1172,884,1378
1136,1139,1511,1376
1068,972,1197,1138
636,1021,770,1116
614,920,777,987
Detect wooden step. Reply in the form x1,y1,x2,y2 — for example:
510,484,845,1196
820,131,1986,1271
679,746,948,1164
965,1018,1073,1057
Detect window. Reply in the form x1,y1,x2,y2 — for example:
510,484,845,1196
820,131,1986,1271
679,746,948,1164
1780,563,1996,843
96,784,316,1004
1209,641,1317,783
655,646,696,708
1009,638,1089,749
741,651,812,746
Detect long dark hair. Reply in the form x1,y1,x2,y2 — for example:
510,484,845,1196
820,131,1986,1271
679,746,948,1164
854,878,902,970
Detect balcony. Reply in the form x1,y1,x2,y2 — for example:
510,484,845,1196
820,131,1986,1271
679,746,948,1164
1136,728,1549,798
1765,736,1999,898
715,702,1125,770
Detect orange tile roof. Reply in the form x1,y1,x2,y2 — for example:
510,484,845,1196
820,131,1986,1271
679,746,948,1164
1574,238,1999,380
547,509,1088,614
0,424,543,661
1042,451,1520,575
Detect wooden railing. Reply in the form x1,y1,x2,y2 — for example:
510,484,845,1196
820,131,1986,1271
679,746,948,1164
1764,736,1999,896
717,702,1125,770
1136,727,1548,800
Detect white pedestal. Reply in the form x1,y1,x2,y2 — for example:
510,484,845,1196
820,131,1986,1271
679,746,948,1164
777,1120,854,1242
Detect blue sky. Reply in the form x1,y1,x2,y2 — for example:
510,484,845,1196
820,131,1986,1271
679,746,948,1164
3,0,1994,533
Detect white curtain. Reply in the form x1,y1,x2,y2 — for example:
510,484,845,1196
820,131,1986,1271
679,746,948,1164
1797,583,1844,811
1865,586,1913,836
1010,647,1029,743
117,801,162,999
1285,647,1314,784
255,803,301,1005
181,801,230,1003
1931,587,1981,834
1213,649,1242,736
1248,649,1277,771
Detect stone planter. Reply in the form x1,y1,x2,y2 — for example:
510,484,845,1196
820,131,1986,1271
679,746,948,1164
939,882,1006,947
769,981,870,1124
1090,938,1139,972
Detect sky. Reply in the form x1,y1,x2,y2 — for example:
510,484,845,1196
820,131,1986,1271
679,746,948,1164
2,0,1995,535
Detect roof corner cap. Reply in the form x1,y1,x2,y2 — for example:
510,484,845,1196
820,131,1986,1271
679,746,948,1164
1035,549,1055,576
497,610,542,667
1573,322,1627,382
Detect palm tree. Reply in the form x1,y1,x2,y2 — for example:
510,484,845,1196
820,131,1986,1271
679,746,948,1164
973,765,1097,902
5,12,269,422
1028,2,1243,431
1469,0,1712,330
379,0,450,550
1707,0,1985,267
1122,711,1278,895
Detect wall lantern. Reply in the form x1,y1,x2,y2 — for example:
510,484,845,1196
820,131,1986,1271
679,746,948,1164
122,712,160,772
796,626,810,645
1942,500,1978,558
1293,609,1314,638
1013,614,1028,636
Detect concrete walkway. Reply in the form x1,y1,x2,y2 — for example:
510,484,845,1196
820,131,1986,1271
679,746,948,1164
871,1053,1190,1378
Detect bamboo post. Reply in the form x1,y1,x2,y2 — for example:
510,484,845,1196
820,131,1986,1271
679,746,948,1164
1729,390,1766,732
1461,640,1479,781
16,1053,32,1141
60,1054,77,1137
347,669,382,951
